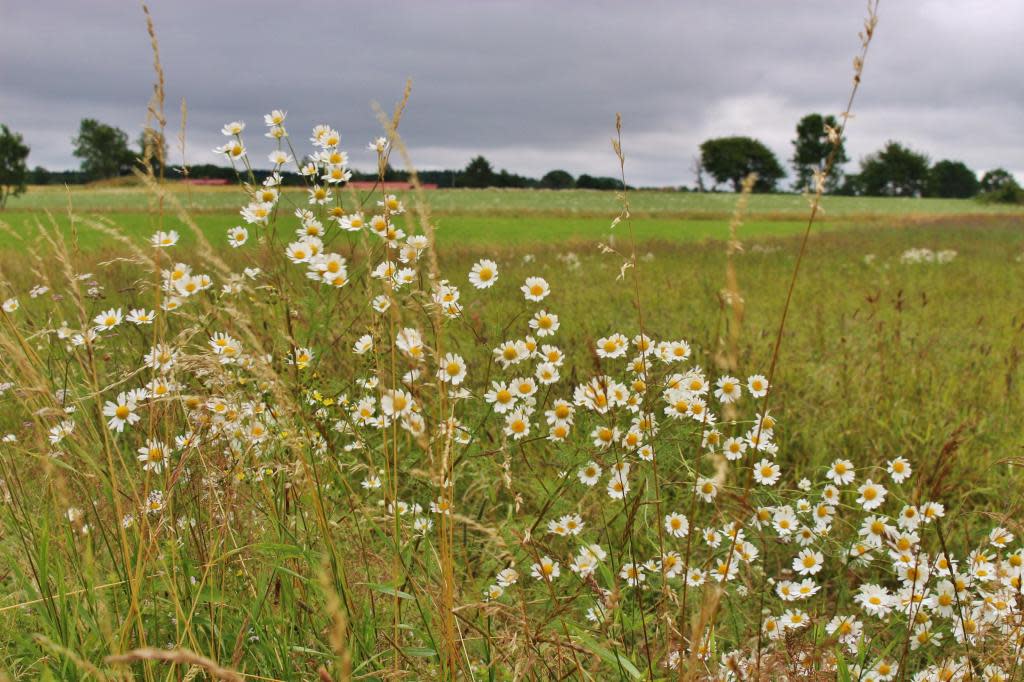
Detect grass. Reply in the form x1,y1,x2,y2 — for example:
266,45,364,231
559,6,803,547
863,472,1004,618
3,185,1021,253
2,190,1022,677
7,183,1024,217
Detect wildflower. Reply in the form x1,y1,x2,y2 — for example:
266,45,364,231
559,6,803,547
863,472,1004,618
228,226,249,247
826,458,855,485
151,230,179,248
773,506,798,535
886,456,912,483
102,392,139,433
504,409,530,440
496,568,518,587
714,375,742,403
665,512,689,538
856,479,887,511
855,584,893,617
753,458,781,486
291,347,314,370
723,437,747,461
793,549,824,576
437,353,467,385
2,298,19,312
747,374,769,397
620,562,645,586
521,276,550,302
126,308,155,325
578,461,602,486
137,439,169,473
595,333,629,359
145,490,164,514
93,308,123,332
531,556,560,582
695,477,718,502
606,471,630,499
529,310,559,337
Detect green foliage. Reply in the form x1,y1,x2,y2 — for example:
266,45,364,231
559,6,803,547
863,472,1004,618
72,118,137,180
925,159,979,198
539,169,575,190
0,123,30,208
791,113,848,192
575,174,623,191
857,141,930,197
977,168,1024,204
699,136,785,192
980,168,1017,193
457,155,498,188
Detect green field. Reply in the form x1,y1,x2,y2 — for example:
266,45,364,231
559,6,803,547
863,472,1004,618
2,184,1024,679
3,184,1022,253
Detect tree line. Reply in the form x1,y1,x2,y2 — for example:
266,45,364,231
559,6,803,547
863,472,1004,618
1,115,1021,207
696,113,1021,202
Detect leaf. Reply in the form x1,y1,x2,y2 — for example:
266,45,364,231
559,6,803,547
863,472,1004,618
566,623,643,680
367,583,414,600
402,647,437,658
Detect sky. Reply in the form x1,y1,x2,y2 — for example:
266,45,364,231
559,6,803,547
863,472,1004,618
2,0,1022,187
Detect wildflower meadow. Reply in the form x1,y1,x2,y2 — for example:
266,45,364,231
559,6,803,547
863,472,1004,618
2,2,1024,681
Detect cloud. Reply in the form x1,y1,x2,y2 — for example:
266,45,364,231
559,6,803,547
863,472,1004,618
1,0,1022,186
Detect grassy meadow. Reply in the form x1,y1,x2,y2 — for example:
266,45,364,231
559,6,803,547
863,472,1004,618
1,177,1023,681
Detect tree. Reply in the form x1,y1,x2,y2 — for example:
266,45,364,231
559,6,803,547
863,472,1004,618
980,168,1017,194
576,174,623,191
857,141,929,197
791,113,847,192
698,136,785,192
73,118,136,180
0,124,30,208
978,168,1024,204
456,156,497,188
540,169,575,190
925,160,979,198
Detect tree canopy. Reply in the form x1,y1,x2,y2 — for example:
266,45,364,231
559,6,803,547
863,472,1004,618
791,113,847,192
73,118,137,180
699,136,784,192
540,169,575,190
456,156,497,188
925,160,979,198
0,124,30,208
857,141,929,197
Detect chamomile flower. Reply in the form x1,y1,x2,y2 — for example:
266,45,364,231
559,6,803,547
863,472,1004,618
137,439,169,473
793,549,824,575
578,461,602,486
151,230,179,248
529,310,559,337
886,457,912,483
665,513,689,538
746,374,769,397
437,353,467,385
228,226,249,247
695,477,718,502
714,376,742,403
856,479,887,511
521,276,550,302
826,459,856,485
126,308,155,325
531,556,559,581
93,308,123,332
753,459,781,486
102,392,139,433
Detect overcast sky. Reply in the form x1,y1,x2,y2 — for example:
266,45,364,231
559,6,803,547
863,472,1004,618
2,1,1022,187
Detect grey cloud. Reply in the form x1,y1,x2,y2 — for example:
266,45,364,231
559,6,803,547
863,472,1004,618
1,0,1022,187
